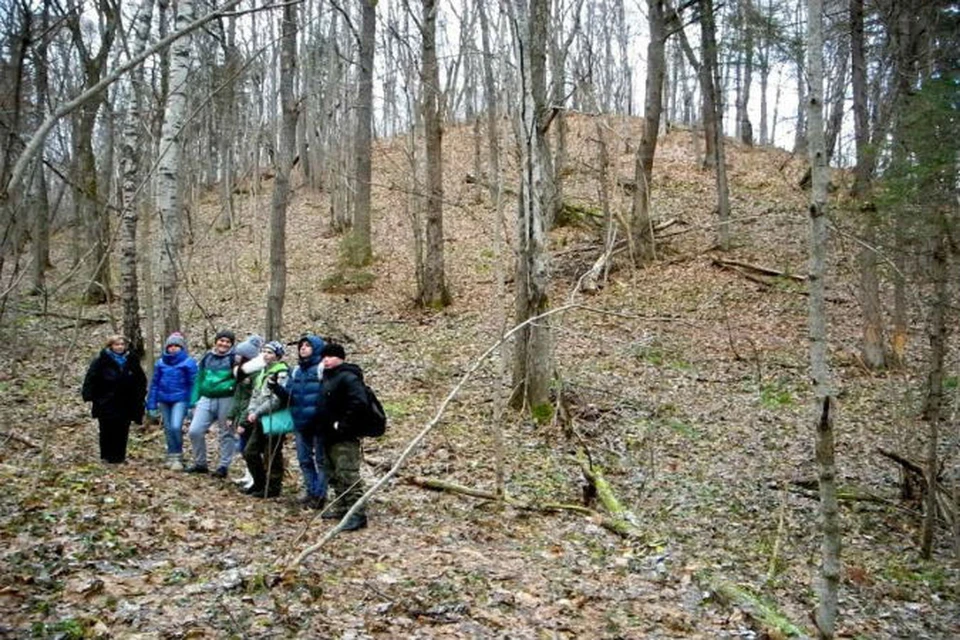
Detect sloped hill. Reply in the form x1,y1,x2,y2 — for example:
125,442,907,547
0,114,956,638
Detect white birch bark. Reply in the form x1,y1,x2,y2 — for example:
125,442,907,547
156,0,194,337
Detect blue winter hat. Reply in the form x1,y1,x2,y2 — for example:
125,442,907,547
263,341,286,358
235,334,264,360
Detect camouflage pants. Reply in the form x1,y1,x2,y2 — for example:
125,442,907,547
324,438,364,515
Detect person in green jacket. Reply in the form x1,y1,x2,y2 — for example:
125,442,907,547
185,330,237,476
240,341,290,498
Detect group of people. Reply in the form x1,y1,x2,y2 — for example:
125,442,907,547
81,330,372,531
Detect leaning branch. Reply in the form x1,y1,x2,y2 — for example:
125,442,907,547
286,303,585,568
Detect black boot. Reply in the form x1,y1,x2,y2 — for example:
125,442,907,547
341,513,367,531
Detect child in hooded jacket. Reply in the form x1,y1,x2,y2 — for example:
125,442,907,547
146,332,198,470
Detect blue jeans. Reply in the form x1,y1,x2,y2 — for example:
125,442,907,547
159,400,188,455
295,430,327,498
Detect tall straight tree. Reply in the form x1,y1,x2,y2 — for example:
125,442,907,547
349,0,377,266
265,0,299,339
418,0,449,306
156,0,194,337
630,0,666,263
118,0,155,357
509,0,552,414
700,0,732,250
807,0,840,635
30,0,53,296
849,0,884,370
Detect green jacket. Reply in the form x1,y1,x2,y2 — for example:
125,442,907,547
191,350,236,404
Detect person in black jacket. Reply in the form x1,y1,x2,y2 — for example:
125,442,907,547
82,335,147,464
318,342,368,531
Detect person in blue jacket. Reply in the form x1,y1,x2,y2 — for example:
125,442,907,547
271,334,326,509
146,332,199,471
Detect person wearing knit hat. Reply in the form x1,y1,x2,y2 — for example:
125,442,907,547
239,342,291,498
82,335,147,464
146,332,199,470
263,341,285,358
185,329,238,475
227,334,266,486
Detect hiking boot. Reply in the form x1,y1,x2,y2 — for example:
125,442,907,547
298,495,325,510
340,513,367,531
184,464,209,474
242,485,265,496
212,466,228,479
167,455,184,472
321,508,347,520
260,487,282,499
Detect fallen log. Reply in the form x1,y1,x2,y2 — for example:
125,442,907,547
700,572,806,638
712,258,806,282
405,475,643,540
0,430,40,449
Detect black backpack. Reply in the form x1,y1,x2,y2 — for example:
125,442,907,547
359,382,387,437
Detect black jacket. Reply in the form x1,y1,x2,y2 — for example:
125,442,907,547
320,363,368,442
82,349,147,424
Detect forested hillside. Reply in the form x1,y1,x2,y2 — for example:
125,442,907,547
0,116,956,637
0,0,958,638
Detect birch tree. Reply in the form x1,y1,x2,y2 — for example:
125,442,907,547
156,0,194,337
807,0,840,635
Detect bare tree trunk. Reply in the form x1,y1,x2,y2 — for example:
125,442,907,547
419,0,449,307
478,0,501,202
265,1,298,340
68,0,118,305
807,1,840,635
630,0,665,263
156,0,194,337
736,0,755,145
701,0,732,250
509,0,552,415
30,0,53,296
850,0,885,370
348,0,377,266
217,15,238,231
921,226,947,559
118,0,155,356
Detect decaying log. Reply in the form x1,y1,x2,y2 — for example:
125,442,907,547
712,258,806,282
0,430,41,449
701,572,806,638
575,457,645,539
405,475,644,540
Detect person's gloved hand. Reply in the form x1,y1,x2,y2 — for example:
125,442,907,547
147,409,161,421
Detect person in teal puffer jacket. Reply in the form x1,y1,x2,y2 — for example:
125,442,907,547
185,329,237,476
145,332,198,470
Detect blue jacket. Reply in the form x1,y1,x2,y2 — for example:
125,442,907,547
146,347,199,410
286,335,325,433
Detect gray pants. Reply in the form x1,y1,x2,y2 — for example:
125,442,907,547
187,396,236,469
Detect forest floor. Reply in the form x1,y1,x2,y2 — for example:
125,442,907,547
1,115,958,639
